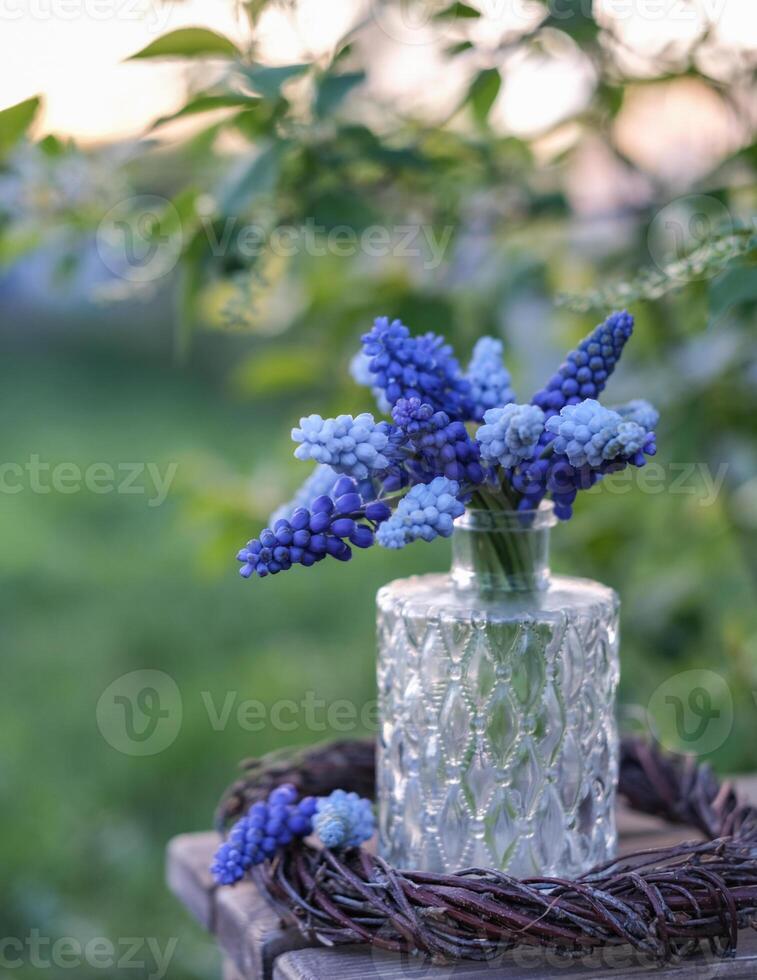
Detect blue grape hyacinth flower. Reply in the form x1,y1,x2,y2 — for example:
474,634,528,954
545,399,650,469
313,790,375,849
292,413,390,481
349,350,391,414
465,336,515,421
391,397,484,486
211,783,318,885
532,311,634,416
361,316,472,418
268,463,339,527
376,476,465,549
476,403,545,469
237,475,390,578
611,398,660,432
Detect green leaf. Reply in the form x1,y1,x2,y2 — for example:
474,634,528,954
314,71,365,118
241,63,309,100
0,96,41,158
127,28,239,61
434,2,481,19
219,140,289,215
597,82,624,117
445,40,474,56
542,1,599,44
468,68,501,125
38,134,65,157
241,0,271,28
150,94,259,129
709,262,757,318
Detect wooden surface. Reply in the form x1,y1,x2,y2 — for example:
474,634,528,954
167,776,757,980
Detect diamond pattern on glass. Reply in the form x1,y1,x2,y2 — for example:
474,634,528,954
377,575,619,876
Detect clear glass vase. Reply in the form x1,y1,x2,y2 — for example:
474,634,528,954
376,503,619,876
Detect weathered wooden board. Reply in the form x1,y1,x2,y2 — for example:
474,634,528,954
167,775,757,980
273,933,757,980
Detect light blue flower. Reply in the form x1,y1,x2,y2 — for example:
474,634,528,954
376,476,464,549
611,398,659,432
313,789,374,849
476,403,545,469
545,399,646,468
292,413,390,480
465,337,515,420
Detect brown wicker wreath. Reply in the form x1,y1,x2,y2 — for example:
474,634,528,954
214,738,757,964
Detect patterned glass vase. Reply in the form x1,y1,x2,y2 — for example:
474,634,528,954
376,503,619,876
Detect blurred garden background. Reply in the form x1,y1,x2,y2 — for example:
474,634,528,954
1,0,756,976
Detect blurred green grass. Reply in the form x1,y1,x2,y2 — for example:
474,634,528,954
1,340,754,979
0,346,445,978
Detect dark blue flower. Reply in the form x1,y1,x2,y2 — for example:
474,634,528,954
237,476,387,579
390,397,484,486
361,316,472,418
211,784,317,885
532,311,634,416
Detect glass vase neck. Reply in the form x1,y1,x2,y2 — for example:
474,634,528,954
451,503,556,595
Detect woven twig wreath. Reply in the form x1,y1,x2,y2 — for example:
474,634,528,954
214,738,757,964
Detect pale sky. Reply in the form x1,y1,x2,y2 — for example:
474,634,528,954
1,0,754,146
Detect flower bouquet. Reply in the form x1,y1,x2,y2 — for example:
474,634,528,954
237,311,656,585
234,311,658,877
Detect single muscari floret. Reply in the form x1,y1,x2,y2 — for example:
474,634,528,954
376,476,465,549
211,783,317,885
361,316,472,418
532,310,634,417
545,399,650,469
312,789,375,849
611,398,660,432
465,336,515,421
476,403,545,469
292,413,390,481
391,397,485,486
237,475,391,578
349,351,391,415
